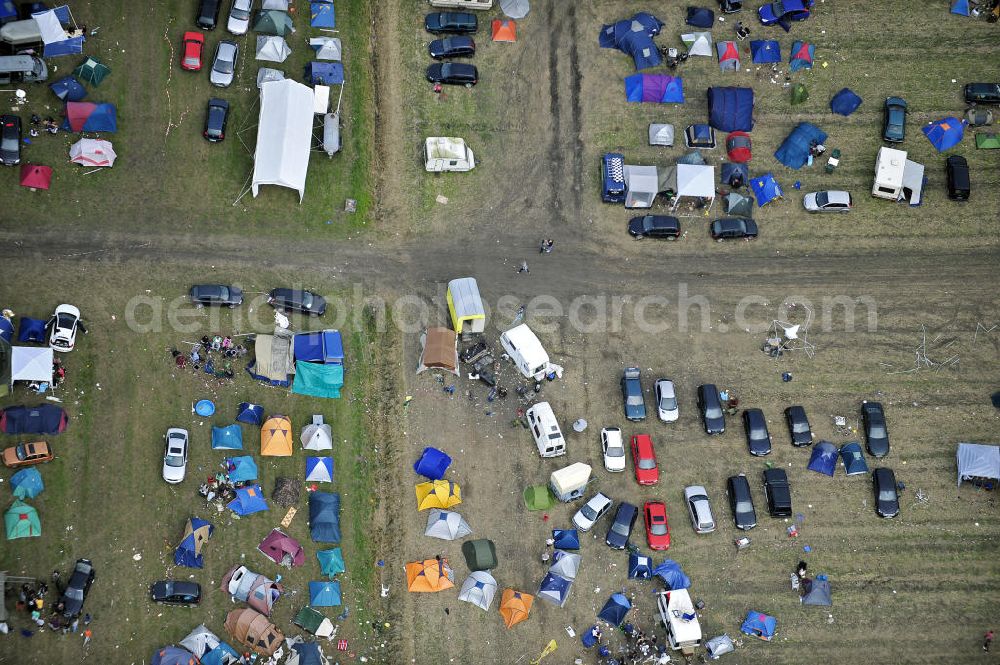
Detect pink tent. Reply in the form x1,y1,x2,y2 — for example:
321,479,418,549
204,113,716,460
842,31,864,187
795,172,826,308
19,164,52,190
257,529,305,567
69,138,117,167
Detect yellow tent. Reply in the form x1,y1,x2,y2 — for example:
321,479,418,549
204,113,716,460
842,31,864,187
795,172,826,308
499,588,534,628
405,558,455,592
261,416,293,457
414,480,462,511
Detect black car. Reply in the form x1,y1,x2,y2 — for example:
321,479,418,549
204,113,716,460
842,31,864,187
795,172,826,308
697,384,725,434
628,215,681,240
742,408,772,456
150,580,202,606
189,284,244,308
946,155,970,201
784,406,813,447
429,36,476,59
964,82,1000,105
605,502,638,549
269,288,327,316
60,559,95,618
425,12,478,34
426,62,478,87
719,0,743,12
726,475,757,530
873,467,899,518
861,401,889,458
882,97,907,143
763,468,792,517
197,0,222,29
0,115,21,166
203,98,230,142
710,218,758,241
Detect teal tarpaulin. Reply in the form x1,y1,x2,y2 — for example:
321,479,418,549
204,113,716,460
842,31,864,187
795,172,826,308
292,361,344,399
317,547,345,577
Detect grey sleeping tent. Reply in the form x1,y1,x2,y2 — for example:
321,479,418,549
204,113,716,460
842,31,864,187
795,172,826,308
957,443,1000,487
801,578,832,606
648,123,675,146
548,550,581,580
424,509,472,541
458,571,498,611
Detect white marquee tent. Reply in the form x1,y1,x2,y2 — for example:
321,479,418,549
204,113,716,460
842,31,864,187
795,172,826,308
10,347,53,386
252,79,314,202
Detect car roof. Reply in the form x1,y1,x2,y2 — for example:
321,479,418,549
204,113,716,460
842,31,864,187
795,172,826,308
823,191,851,204
616,502,638,516
763,468,787,483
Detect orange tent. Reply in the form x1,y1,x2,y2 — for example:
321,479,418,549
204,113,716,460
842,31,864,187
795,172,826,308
492,19,516,42
499,588,534,628
405,558,455,592
261,415,293,456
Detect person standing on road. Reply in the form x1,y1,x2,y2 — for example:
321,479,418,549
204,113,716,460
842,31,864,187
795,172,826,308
517,260,529,274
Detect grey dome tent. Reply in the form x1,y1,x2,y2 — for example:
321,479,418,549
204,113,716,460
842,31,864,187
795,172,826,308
801,578,832,606
705,634,735,658
548,550,581,580
256,68,285,88
648,123,674,146
179,624,221,658
681,31,712,57
957,442,1000,487
500,0,530,19
458,571,498,610
839,442,869,476
256,36,291,63
723,191,753,217
309,37,342,61
424,509,472,541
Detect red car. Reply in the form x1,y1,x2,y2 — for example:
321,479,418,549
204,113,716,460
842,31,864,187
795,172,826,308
630,434,659,486
643,501,671,550
181,31,205,71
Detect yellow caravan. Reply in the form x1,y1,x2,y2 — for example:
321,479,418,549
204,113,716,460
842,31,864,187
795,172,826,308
446,278,485,335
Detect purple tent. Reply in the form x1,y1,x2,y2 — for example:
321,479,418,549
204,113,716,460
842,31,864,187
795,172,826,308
625,74,684,104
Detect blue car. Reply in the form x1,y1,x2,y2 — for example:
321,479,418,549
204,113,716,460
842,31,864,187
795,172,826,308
758,0,813,29
621,367,646,421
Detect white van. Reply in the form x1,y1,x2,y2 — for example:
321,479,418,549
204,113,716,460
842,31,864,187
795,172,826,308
500,324,551,380
657,588,703,651
526,401,565,457
549,462,591,502
872,147,906,201
0,55,48,85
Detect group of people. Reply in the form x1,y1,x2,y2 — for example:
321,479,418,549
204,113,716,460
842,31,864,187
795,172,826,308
28,114,59,137
8,575,92,645
171,334,248,380
197,465,253,505
581,618,669,665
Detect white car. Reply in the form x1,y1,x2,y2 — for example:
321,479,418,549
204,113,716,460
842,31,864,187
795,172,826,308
684,485,716,534
48,304,85,352
803,190,853,213
601,427,626,472
227,0,252,35
572,492,613,532
654,379,679,422
162,428,189,484
209,40,238,88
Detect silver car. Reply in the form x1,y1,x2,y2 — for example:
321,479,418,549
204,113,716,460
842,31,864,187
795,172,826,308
227,0,252,35
684,485,716,534
803,190,853,213
162,428,189,484
210,40,238,87
572,492,613,532
654,379,679,422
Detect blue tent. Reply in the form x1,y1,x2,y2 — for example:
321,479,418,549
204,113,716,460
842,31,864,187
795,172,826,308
201,643,241,665
552,529,580,550
311,1,335,28
537,572,572,607
317,547,345,577
707,87,754,132
308,580,342,606
951,0,971,15
211,424,243,450
62,102,118,133
741,611,777,640
293,330,344,364
45,35,84,58
150,646,198,665
652,560,691,590
17,318,46,343
830,88,862,116
413,447,452,480
721,162,748,187
173,517,214,568
10,468,44,499
685,6,714,28
750,40,781,64
0,316,12,343
309,491,341,542
50,76,87,102
840,442,869,476
625,74,684,103
922,117,966,151
789,41,814,72
628,553,653,580
304,62,344,85
0,1,16,23
228,485,269,516
226,456,258,482
774,122,826,169
305,456,334,483
808,441,838,476
750,173,783,206
598,12,663,70
236,402,264,426
292,642,324,665
598,593,632,626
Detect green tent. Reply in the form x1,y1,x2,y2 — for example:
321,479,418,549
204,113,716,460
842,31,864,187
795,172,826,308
73,57,111,86
5,500,41,540
293,606,326,634
317,548,345,578
253,10,294,36
976,133,1000,149
790,82,809,105
523,485,554,510
292,361,344,399
462,538,498,572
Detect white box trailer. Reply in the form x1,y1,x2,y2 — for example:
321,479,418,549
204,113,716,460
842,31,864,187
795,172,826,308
429,0,494,8
657,588,703,652
549,462,591,502
872,147,907,201
424,137,475,173
526,401,565,457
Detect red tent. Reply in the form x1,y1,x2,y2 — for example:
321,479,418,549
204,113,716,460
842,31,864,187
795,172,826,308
492,19,516,42
19,164,52,190
726,132,752,163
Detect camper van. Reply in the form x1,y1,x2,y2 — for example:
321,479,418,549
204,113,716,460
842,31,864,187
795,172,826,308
0,55,48,85
500,324,551,380
549,462,591,502
526,402,566,457
657,588,703,652
424,137,475,173
872,147,906,201
429,0,494,8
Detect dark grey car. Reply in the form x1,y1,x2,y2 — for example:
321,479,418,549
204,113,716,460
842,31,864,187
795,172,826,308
605,502,638,549
873,467,899,518
150,580,202,606
742,408,772,456
189,284,244,307
861,401,889,458
697,384,725,434
0,115,21,166
269,288,327,316
60,559,95,618
726,475,756,530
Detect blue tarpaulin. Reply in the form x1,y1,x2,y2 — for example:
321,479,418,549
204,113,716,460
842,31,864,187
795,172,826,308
923,117,966,151
17,318,46,343
292,361,343,399
707,87,754,132
308,580,342,606
311,2,335,28
0,1,16,22
830,88,862,116
45,35,84,57
228,485,269,515
741,611,777,640
552,529,580,550
293,330,344,364
304,61,344,85
414,447,452,480
750,173,783,206
625,74,684,103
808,441,838,476
598,12,663,70
50,76,87,101
774,122,826,169
750,40,781,63
226,456,258,482
236,402,264,426
211,424,244,450
598,593,632,626
0,316,12,343
652,559,691,589
309,491,341,542
292,642,323,665
11,468,44,499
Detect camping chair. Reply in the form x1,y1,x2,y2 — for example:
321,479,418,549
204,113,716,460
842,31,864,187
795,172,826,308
824,149,841,174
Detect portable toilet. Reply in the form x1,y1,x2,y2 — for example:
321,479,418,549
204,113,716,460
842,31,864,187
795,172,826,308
872,147,907,201
549,463,591,502
446,278,486,335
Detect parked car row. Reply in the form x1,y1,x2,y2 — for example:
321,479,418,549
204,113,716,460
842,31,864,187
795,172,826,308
424,13,479,87
189,285,329,316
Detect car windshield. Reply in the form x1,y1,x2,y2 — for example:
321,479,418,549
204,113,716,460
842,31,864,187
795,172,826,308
65,587,84,600
878,489,896,502
751,427,767,439
580,505,598,520
56,313,76,328
705,404,722,419
735,500,753,513
792,419,809,433
216,286,230,300
815,192,829,207
870,424,887,438
15,447,26,460
638,458,656,470
216,52,234,74
301,292,314,308
1,135,16,151
627,395,643,406
650,522,668,536
606,445,624,457
659,396,677,410
547,432,562,441
611,521,630,535
231,3,250,20
165,452,185,467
